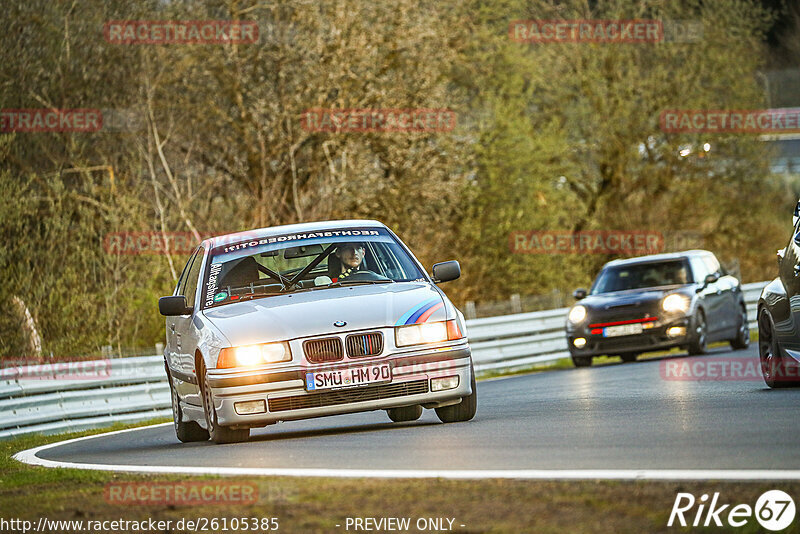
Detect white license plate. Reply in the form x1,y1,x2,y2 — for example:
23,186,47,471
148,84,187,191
305,364,391,391
603,323,643,337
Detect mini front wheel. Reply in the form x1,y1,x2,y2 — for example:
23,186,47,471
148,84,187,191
688,312,708,355
571,355,592,367
730,306,750,350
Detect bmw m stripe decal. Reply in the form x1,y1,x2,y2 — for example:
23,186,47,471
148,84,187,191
395,298,443,326
416,302,444,323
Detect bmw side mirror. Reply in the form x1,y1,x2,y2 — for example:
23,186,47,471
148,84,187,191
159,295,193,316
432,261,460,283
573,288,587,300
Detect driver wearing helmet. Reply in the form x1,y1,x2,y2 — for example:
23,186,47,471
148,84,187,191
331,242,366,282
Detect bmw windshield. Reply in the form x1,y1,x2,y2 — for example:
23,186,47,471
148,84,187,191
590,260,693,295
201,227,426,308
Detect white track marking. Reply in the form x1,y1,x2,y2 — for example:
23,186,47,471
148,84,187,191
12,423,800,481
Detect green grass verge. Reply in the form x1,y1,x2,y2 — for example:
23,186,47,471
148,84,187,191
2,420,799,533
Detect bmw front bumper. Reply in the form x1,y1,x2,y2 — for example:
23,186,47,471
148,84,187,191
205,343,473,427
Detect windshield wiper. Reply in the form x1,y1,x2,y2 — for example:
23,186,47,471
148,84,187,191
233,293,280,302
327,279,394,288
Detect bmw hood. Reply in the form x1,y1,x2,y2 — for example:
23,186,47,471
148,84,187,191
201,283,448,347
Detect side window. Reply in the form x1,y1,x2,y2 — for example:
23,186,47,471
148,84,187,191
175,249,199,296
182,247,205,308
689,257,708,282
702,255,721,276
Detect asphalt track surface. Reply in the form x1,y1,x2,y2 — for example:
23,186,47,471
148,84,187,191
29,344,800,474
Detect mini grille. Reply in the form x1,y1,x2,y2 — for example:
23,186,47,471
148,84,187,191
303,337,344,363
268,380,429,412
346,332,383,358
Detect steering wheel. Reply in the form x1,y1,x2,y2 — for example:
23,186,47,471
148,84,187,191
342,270,390,282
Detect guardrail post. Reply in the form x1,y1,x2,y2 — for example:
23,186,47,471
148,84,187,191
465,301,476,320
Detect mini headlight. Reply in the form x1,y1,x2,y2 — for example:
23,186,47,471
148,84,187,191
395,321,448,347
216,342,291,369
568,305,587,324
662,294,690,313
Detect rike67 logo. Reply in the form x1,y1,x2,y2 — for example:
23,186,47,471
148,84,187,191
668,490,795,530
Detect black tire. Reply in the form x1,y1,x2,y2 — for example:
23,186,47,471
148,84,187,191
199,361,250,444
688,311,708,355
571,355,592,367
758,308,799,388
729,306,750,350
387,405,423,423
620,353,638,363
166,366,209,443
435,369,477,423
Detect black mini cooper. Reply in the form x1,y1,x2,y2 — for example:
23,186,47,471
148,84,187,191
566,251,749,367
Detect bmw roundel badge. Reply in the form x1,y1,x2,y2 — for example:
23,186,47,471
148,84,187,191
334,320,347,327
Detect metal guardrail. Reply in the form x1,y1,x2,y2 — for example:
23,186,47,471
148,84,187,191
0,281,769,439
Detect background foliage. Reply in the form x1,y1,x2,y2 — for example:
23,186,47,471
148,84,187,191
0,0,795,358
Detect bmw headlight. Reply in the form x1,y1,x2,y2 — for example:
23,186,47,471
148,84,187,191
395,321,450,347
662,293,690,313
568,305,587,324
216,342,292,368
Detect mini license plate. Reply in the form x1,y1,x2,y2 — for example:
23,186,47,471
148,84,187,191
305,364,391,391
603,323,643,337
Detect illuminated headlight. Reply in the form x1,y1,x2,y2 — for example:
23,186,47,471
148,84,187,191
568,305,587,324
216,342,291,369
573,337,587,348
666,326,687,337
395,321,448,347
662,294,690,313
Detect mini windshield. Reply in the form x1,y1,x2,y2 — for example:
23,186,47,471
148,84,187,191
200,227,426,308
590,259,693,295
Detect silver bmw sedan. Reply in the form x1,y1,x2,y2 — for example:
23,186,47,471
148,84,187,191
159,220,476,443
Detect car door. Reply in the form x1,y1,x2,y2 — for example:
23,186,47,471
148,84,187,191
690,255,726,336
166,252,196,380
776,218,800,353
703,254,738,333
173,247,204,400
